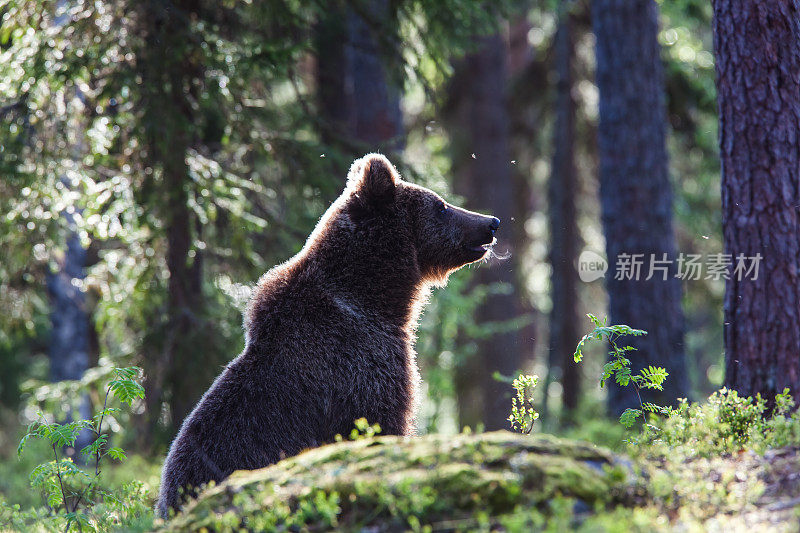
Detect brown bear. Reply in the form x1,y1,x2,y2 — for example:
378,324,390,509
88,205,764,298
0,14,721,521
156,154,500,517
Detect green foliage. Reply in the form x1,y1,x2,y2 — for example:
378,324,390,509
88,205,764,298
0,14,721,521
14,367,150,532
336,417,383,442
573,314,669,432
637,366,669,391
507,373,540,434
106,367,145,406
0,480,155,533
573,314,647,365
0,0,770,529
642,388,800,456
618,408,641,429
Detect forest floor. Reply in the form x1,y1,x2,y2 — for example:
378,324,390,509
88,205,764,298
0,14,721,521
644,444,800,532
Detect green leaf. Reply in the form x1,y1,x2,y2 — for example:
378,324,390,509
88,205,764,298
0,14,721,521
639,366,669,390
58,460,90,481
80,434,108,456
508,373,540,434
614,365,632,387
573,334,591,362
46,481,63,509
619,408,642,428
108,378,145,405
29,462,55,486
105,446,127,461
93,407,121,421
17,431,33,458
45,423,76,448
64,511,93,531
113,366,141,380
600,362,615,387
642,402,666,414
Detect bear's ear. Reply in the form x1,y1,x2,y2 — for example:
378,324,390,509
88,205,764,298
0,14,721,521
349,154,397,208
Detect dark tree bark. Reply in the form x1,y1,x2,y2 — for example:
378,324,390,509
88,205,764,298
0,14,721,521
316,0,404,171
161,120,205,431
448,34,524,431
507,17,540,414
136,0,214,443
713,1,800,400
545,9,581,418
592,0,688,411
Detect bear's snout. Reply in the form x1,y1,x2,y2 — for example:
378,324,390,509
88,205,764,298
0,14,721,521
451,208,500,263
471,213,500,243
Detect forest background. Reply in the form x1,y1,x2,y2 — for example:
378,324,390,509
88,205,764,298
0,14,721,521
0,0,767,524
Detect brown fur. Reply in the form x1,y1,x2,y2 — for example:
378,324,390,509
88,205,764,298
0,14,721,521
156,154,499,517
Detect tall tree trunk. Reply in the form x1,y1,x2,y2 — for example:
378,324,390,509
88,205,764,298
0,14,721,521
161,112,204,431
507,16,538,392
316,0,404,173
47,206,92,459
713,1,800,400
592,0,688,412
545,7,581,420
137,0,209,443
449,33,523,431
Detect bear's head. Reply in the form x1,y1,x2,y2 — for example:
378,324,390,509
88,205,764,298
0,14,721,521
343,153,500,285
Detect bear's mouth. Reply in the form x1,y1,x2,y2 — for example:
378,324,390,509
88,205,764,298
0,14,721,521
465,237,497,257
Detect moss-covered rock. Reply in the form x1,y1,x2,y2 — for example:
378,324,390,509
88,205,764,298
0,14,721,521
161,431,641,531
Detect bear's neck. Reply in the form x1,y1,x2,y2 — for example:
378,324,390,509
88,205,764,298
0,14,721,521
306,228,425,332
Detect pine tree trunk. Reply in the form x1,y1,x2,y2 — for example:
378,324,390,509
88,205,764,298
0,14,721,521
592,0,688,412
713,0,800,400
137,0,209,442
449,34,524,431
161,118,204,429
546,10,581,417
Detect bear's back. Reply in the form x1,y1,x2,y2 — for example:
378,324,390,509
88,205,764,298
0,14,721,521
242,263,415,437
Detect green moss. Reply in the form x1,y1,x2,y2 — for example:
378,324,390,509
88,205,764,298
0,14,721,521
161,431,638,531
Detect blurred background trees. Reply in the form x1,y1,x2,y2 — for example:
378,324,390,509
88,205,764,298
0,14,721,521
1,0,730,460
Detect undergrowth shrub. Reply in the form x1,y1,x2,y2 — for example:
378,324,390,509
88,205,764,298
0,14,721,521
645,388,800,456
2,367,155,532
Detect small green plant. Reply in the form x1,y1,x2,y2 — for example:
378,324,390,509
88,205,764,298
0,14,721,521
335,417,382,442
16,367,145,532
574,314,668,430
507,374,539,434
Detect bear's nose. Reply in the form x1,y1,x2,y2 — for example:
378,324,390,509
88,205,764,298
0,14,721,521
489,217,500,232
